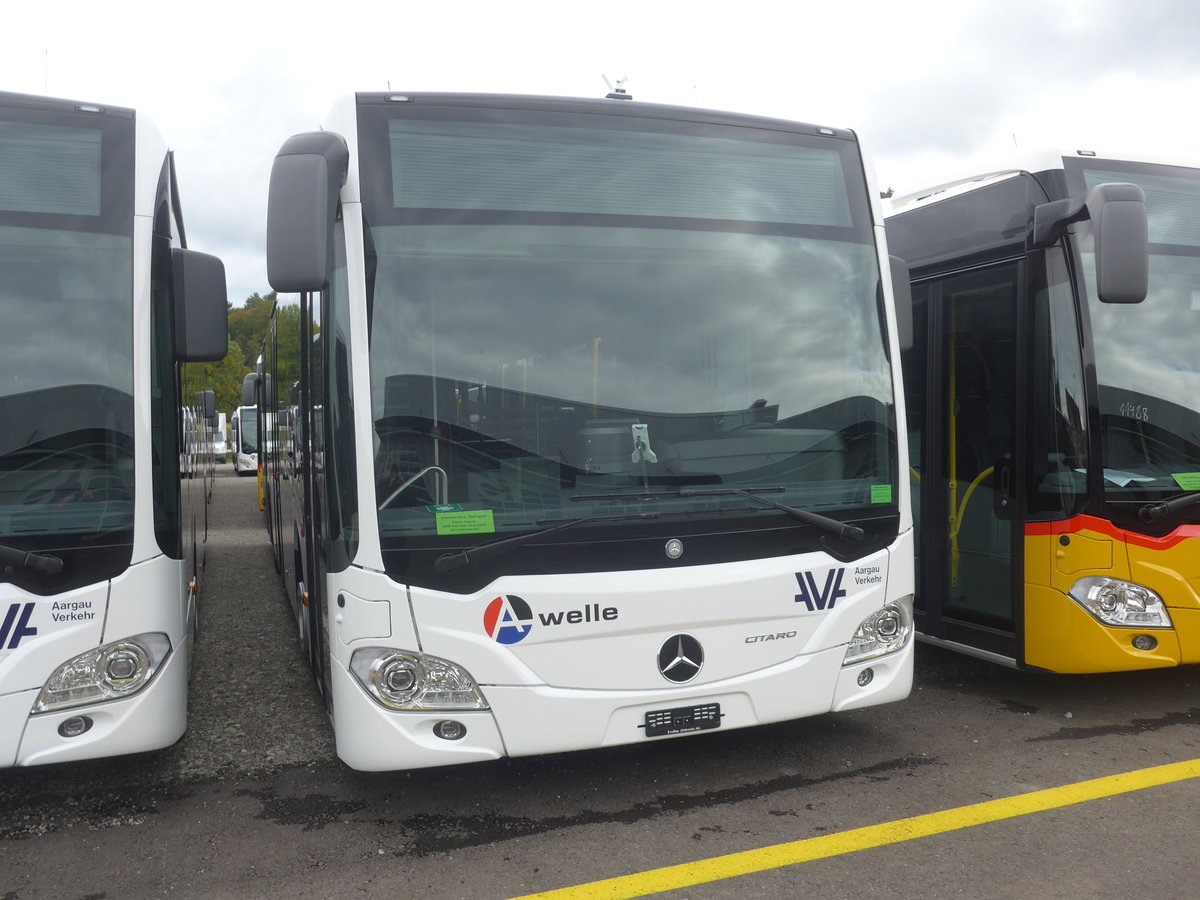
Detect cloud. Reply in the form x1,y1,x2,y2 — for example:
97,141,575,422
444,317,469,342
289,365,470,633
7,0,1200,301
862,0,1200,192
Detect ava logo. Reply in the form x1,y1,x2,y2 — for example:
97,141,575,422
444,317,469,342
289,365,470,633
0,602,38,650
483,594,535,645
794,568,846,612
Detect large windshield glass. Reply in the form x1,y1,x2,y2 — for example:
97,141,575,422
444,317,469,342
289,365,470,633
0,105,135,592
237,408,259,453
358,100,898,581
1077,162,1200,502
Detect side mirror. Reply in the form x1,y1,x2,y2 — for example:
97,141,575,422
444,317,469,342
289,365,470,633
173,248,229,360
199,389,217,422
260,374,276,411
267,131,349,293
889,255,913,351
1033,182,1148,303
242,373,260,407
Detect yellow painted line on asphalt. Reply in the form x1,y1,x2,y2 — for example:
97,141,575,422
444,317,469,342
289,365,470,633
510,758,1200,900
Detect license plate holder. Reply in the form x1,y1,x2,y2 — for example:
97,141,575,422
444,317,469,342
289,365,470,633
643,702,722,737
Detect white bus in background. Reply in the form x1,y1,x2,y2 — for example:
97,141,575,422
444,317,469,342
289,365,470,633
230,404,259,475
0,90,227,767
213,410,228,463
258,91,915,771
181,390,217,485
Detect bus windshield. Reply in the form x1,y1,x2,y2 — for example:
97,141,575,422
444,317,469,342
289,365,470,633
359,103,898,567
237,407,259,453
0,111,135,580
1077,161,1200,502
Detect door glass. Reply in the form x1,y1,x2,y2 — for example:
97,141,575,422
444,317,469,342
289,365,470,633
943,266,1017,624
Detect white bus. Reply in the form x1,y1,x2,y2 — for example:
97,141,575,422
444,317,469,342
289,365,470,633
230,404,259,475
0,91,227,767
213,410,228,463
180,390,217,485
259,91,915,771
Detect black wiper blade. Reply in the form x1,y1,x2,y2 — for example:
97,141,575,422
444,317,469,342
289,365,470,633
0,542,64,575
1138,492,1200,523
573,486,865,541
676,488,865,541
433,512,663,574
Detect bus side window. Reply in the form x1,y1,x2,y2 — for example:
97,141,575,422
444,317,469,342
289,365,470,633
1028,253,1089,516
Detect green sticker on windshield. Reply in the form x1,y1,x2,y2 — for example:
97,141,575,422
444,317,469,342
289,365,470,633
436,509,495,535
1172,473,1200,491
871,484,894,504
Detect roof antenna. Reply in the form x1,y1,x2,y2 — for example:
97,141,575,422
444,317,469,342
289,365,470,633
603,75,632,101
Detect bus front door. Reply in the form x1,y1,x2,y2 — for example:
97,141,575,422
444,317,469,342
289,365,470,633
905,261,1024,663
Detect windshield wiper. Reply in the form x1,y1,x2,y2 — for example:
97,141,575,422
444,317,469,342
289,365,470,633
676,488,865,541
435,486,869,574
1138,492,1200,523
0,542,64,575
573,486,865,541
433,512,663,574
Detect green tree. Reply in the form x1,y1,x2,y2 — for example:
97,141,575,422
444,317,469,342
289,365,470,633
193,290,307,416
177,290,276,419
227,291,277,367
181,340,248,415
271,302,303,408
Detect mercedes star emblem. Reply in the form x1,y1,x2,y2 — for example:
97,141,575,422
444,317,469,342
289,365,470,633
658,634,704,683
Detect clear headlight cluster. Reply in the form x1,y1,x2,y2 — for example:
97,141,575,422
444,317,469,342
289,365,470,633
349,647,488,711
32,633,172,714
843,599,913,666
1069,577,1171,629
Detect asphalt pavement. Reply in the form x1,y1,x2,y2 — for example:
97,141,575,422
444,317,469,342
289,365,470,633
3,468,1200,899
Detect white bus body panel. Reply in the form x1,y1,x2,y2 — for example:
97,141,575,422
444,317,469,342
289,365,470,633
328,537,912,771
0,554,188,767
130,121,167,565
234,451,258,474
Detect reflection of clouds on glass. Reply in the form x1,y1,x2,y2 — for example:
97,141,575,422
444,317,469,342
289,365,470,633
0,227,133,398
369,227,891,420
389,120,852,229
1084,169,1200,248
1089,253,1200,413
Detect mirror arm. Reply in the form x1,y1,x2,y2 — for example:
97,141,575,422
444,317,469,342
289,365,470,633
1031,182,1146,248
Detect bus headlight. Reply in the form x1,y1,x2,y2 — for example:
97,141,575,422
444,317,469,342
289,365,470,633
843,599,913,666
1069,577,1171,628
349,647,489,711
32,633,172,714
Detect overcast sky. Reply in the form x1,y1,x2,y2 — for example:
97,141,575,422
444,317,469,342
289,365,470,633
5,0,1200,304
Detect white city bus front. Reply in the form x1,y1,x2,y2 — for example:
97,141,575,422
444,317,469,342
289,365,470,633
0,91,226,767
265,92,914,770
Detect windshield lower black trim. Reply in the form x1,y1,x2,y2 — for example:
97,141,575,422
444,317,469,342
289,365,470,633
0,534,132,596
383,509,899,594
